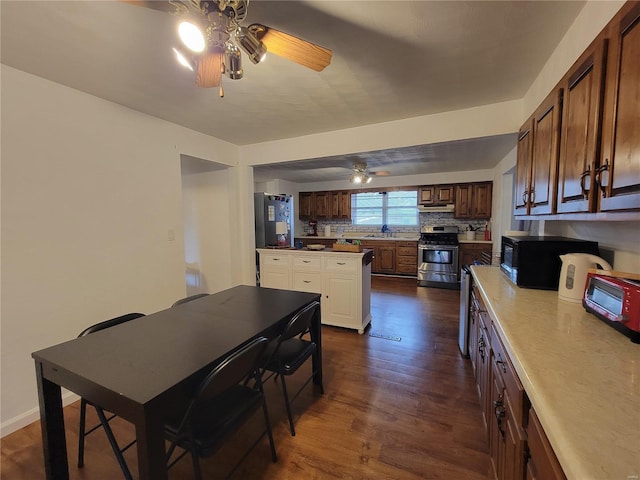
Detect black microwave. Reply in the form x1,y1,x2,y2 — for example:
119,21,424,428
500,236,599,290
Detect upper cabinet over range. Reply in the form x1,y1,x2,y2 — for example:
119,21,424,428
515,1,640,218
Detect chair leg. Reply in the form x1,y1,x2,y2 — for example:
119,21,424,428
261,398,278,462
191,449,202,480
94,407,134,480
279,375,296,436
77,398,87,468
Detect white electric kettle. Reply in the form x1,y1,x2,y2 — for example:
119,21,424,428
558,253,613,303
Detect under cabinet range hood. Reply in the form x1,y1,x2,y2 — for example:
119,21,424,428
418,204,455,213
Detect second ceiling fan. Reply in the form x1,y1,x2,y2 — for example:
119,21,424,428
125,0,333,97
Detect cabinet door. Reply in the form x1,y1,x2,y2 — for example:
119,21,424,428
473,182,493,218
529,89,562,215
598,2,640,212
526,408,567,480
378,245,396,273
339,191,352,219
455,184,473,217
314,192,329,219
436,185,455,205
557,38,606,214
419,186,436,205
515,120,534,215
330,192,340,218
324,275,356,326
299,192,314,219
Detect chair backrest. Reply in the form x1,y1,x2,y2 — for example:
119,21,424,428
281,301,319,342
175,337,269,433
194,337,269,403
77,313,145,338
171,293,209,307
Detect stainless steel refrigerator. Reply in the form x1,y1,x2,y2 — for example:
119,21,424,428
254,193,292,248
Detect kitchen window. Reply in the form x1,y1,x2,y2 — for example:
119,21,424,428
351,191,418,226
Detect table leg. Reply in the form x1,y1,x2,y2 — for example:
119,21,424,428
311,303,324,390
135,409,169,480
35,362,69,480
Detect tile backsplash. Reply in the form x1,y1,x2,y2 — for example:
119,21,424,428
301,213,488,236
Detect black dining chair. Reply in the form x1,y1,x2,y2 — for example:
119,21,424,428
171,293,209,307
164,336,278,480
77,312,146,480
263,300,323,436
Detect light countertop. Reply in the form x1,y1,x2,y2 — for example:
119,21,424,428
295,235,419,241
296,235,493,244
470,266,639,480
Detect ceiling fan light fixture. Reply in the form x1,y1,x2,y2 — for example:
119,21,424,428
224,43,243,79
349,162,372,184
178,21,206,53
236,26,267,64
173,47,194,71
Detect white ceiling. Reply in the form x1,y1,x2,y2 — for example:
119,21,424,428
1,1,586,183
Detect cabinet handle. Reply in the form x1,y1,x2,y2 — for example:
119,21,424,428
579,164,591,199
337,262,346,265
596,159,610,198
273,258,280,261
303,280,311,283
496,357,507,374
478,336,486,360
530,189,536,204
303,260,311,263
522,191,528,205
493,397,506,438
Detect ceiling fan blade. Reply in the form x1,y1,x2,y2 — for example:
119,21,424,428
196,52,223,88
119,0,177,14
249,24,332,72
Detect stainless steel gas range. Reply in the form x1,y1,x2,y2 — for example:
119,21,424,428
417,225,460,289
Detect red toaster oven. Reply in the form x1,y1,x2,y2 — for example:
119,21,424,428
583,272,640,344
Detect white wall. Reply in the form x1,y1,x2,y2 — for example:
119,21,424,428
181,167,235,296
0,65,241,435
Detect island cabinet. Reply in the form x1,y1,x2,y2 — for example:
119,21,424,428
257,248,372,334
455,182,493,219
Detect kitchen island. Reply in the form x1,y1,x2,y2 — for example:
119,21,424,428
257,248,373,334
470,265,639,480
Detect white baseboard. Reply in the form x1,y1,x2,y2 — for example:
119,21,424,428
0,391,80,438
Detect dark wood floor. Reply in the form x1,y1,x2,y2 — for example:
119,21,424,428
1,276,492,479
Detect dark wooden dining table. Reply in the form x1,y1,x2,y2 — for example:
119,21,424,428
32,286,322,480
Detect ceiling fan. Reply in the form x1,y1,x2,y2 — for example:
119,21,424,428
123,0,332,97
349,161,390,184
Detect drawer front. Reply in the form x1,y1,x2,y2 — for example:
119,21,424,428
261,254,291,266
396,264,417,274
491,324,524,423
398,246,417,256
292,271,322,293
293,256,321,269
397,255,418,266
324,257,359,272
397,241,418,247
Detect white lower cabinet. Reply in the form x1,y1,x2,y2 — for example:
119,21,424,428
258,249,372,334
